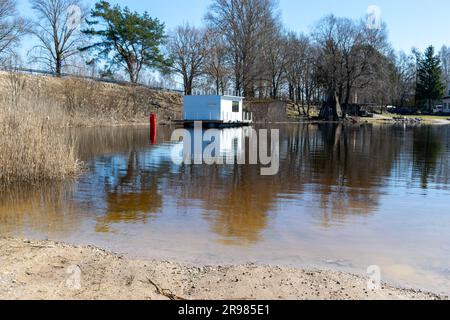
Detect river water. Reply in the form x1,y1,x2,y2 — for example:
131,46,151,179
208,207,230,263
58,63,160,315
1,123,449,294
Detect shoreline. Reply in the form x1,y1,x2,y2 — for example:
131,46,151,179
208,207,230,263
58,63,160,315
57,115,450,129
0,238,447,300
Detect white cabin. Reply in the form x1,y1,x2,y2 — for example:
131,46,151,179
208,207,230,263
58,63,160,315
183,95,252,123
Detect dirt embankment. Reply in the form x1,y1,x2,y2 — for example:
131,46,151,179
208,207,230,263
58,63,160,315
0,238,446,300
0,72,183,126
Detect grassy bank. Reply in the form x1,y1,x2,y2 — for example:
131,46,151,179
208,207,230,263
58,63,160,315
0,71,183,126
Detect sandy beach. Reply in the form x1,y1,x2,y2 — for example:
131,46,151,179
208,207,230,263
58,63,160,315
0,238,446,300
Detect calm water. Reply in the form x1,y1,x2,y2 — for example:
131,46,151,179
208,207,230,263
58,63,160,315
1,124,450,294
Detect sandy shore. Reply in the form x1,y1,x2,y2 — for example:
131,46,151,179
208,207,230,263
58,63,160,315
0,238,446,300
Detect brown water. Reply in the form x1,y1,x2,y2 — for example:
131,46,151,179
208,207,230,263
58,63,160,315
1,124,450,294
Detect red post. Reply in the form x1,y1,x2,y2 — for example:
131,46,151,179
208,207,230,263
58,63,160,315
150,113,157,144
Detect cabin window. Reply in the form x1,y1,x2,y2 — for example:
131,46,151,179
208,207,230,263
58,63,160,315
232,101,239,113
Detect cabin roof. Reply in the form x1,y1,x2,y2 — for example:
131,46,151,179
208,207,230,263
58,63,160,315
185,94,244,100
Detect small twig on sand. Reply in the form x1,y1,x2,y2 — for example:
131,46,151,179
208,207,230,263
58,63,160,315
147,278,187,301
30,244,56,249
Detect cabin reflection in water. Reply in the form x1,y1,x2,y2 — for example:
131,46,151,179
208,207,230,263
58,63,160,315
173,127,251,164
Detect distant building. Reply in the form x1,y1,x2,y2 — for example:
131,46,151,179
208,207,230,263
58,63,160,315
434,84,450,113
183,95,252,124
443,83,450,112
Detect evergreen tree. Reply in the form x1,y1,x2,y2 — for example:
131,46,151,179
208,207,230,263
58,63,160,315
81,0,170,83
415,46,445,110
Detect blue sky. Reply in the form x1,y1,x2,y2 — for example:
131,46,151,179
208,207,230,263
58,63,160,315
16,0,450,58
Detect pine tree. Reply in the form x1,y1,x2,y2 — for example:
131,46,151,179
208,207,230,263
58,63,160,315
81,1,170,84
415,46,445,111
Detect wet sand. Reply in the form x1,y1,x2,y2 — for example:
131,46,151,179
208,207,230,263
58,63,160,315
0,238,446,300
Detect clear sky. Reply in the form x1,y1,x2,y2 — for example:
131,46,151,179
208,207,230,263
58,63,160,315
16,0,450,58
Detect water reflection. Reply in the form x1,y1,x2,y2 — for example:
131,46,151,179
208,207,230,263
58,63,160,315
96,151,163,233
73,124,449,239
0,182,78,235
412,127,444,189
172,127,250,165
1,124,450,293
295,124,402,226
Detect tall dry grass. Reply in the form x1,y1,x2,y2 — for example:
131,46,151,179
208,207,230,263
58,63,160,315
0,71,78,184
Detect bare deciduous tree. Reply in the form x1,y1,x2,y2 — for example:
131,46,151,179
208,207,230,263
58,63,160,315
312,15,348,119
167,24,206,95
261,28,289,99
29,0,86,75
0,0,27,62
285,33,317,116
313,15,390,119
393,51,416,107
440,45,450,85
206,0,279,97
203,29,231,95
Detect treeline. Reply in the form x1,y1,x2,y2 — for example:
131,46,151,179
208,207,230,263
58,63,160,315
1,0,450,119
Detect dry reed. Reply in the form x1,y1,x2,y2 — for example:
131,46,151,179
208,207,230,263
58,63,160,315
0,72,79,183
